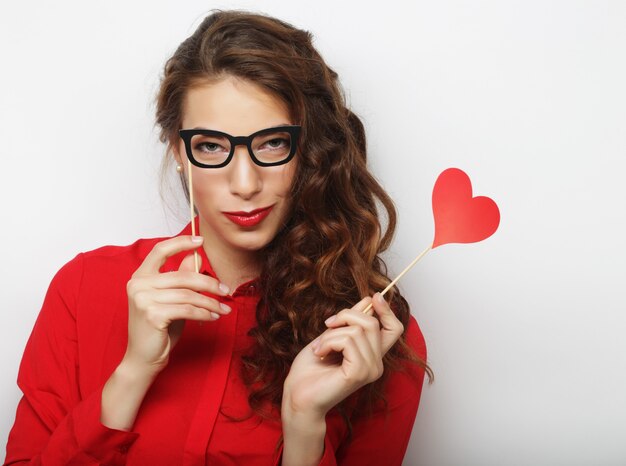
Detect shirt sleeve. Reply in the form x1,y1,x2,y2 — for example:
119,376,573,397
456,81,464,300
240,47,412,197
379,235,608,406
273,316,427,466
4,254,140,466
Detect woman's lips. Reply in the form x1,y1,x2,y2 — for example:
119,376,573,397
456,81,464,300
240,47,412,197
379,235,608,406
222,205,274,227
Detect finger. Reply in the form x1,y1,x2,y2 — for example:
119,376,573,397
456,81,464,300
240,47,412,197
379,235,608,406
148,271,230,296
151,289,232,316
178,250,202,273
135,236,204,276
148,303,222,326
351,296,373,313
324,307,381,356
315,325,379,367
314,331,380,384
371,292,404,355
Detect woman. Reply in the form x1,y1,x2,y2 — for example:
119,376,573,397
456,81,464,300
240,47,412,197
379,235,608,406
5,10,432,466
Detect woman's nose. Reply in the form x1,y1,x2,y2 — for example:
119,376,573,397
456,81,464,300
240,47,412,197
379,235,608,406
228,146,262,199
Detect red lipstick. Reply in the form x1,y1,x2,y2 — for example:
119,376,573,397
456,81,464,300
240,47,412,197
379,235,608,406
223,205,274,227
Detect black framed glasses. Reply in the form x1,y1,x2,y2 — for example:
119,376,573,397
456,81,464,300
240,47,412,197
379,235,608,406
178,125,301,168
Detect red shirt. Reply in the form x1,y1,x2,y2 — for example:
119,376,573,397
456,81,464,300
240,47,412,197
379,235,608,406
4,219,427,465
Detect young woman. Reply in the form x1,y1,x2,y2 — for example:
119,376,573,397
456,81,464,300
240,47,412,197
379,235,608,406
5,10,432,466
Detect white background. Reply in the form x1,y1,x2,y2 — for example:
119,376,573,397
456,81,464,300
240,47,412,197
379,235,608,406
1,1,625,465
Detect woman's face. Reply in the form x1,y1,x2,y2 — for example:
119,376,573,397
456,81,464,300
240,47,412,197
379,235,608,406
175,75,298,259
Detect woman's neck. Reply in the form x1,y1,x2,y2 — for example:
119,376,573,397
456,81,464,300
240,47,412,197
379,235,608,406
204,245,260,292
197,220,261,291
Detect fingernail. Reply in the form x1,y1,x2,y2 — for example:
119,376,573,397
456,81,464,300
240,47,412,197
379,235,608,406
191,236,203,243
210,312,220,320
374,292,384,303
220,302,232,313
324,315,337,326
219,283,230,294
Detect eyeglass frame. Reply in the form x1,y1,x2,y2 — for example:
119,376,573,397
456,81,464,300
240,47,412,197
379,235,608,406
178,125,302,169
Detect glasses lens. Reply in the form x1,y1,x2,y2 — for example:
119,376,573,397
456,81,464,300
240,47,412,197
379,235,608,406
251,130,294,164
190,133,231,166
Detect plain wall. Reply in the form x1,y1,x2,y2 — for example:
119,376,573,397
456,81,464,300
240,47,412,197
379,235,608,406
1,1,625,465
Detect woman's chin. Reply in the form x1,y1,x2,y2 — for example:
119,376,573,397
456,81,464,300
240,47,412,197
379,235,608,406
230,230,275,252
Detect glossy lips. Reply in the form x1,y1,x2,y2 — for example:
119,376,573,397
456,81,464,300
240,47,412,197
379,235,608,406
222,205,274,227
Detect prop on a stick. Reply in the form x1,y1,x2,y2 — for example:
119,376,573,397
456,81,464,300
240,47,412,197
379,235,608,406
188,164,200,273
362,167,500,314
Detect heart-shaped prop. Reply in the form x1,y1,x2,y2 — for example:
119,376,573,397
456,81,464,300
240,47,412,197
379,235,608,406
361,167,500,314
431,168,500,248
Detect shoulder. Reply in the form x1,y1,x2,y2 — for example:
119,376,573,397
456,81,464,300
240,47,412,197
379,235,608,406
48,235,171,298
381,314,428,409
405,314,427,362
79,236,169,274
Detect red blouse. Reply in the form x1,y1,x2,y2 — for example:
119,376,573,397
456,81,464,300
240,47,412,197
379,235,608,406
4,220,427,466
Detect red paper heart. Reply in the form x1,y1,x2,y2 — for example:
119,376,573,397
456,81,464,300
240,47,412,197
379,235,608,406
431,168,500,248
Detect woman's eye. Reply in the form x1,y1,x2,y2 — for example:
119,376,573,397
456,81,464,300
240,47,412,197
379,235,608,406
197,142,225,152
263,138,288,149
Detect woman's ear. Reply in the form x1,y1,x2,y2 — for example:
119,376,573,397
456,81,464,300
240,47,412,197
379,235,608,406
171,142,183,168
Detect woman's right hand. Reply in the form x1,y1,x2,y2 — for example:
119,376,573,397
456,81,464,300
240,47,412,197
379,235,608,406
122,235,231,376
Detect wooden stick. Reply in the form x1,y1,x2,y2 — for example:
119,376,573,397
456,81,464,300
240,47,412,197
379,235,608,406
187,162,200,273
362,245,432,314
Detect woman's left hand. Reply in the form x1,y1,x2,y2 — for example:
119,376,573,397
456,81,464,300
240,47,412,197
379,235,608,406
282,292,405,419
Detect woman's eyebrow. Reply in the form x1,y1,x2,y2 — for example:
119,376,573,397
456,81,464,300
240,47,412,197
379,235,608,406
190,123,292,131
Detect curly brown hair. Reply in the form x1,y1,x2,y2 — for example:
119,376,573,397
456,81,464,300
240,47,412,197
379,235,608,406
154,8,433,442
